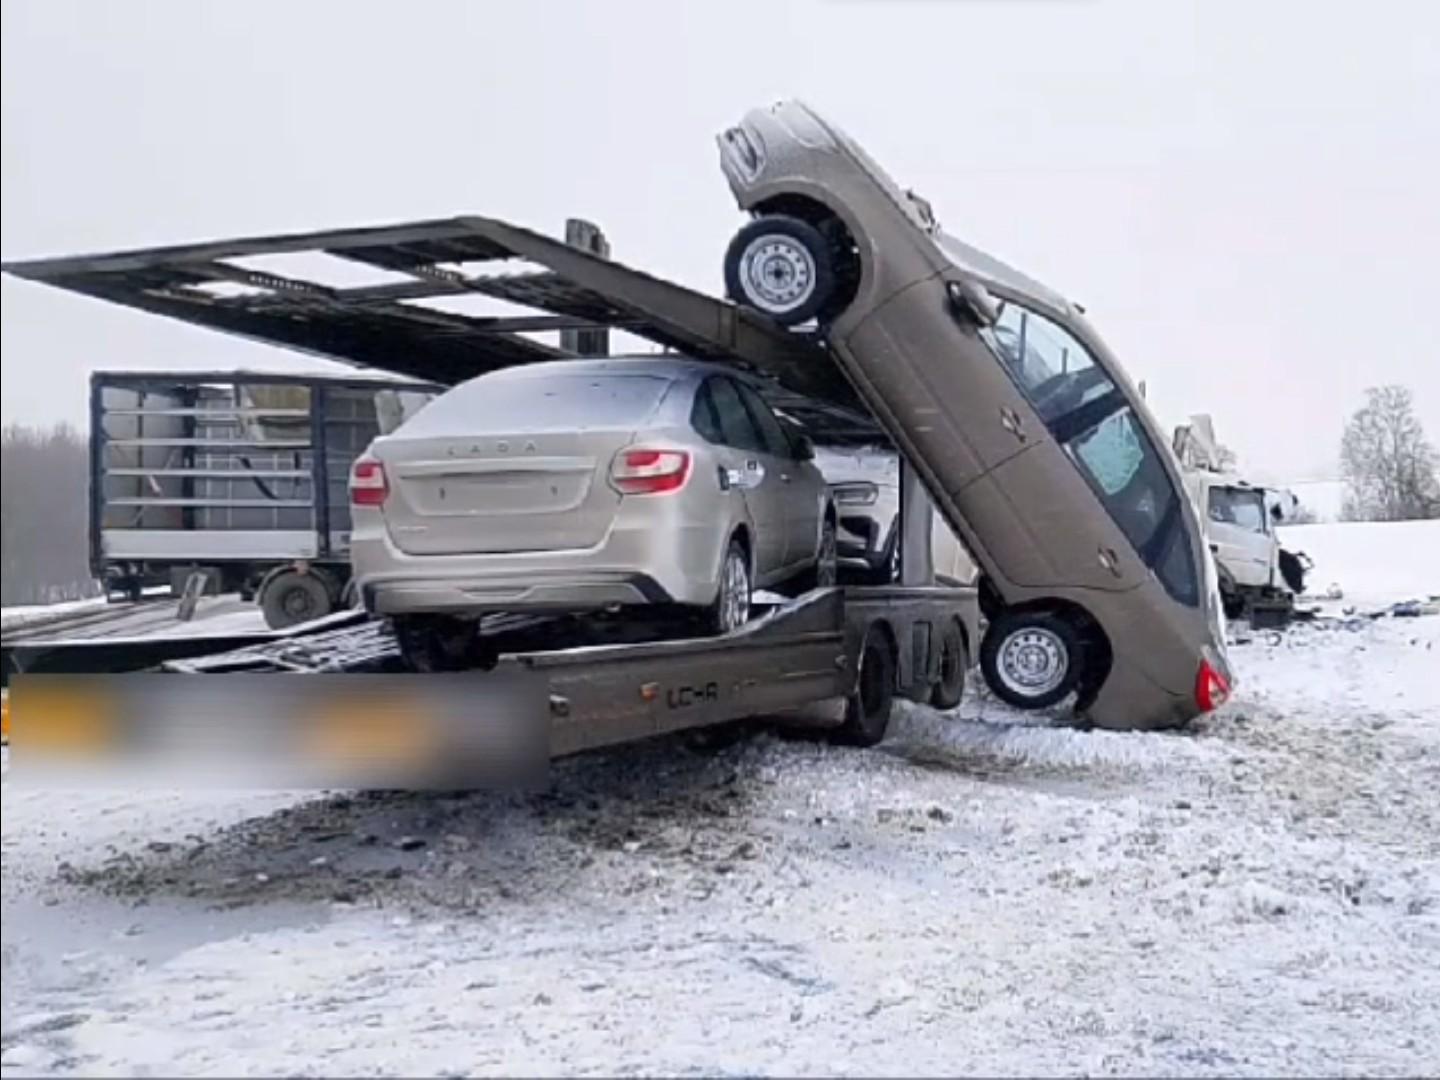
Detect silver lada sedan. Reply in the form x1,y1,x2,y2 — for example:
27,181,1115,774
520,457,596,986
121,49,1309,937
349,356,835,670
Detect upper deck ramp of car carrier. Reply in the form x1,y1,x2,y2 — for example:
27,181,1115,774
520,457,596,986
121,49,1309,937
1,215,869,421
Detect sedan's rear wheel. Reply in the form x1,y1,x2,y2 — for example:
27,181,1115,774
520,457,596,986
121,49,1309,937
979,609,1084,710
704,540,752,636
724,215,836,326
394,615,480,672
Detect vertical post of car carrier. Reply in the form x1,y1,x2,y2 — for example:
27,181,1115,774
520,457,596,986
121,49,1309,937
309,383,331,560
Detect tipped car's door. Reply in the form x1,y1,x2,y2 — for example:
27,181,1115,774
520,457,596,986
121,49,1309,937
841,272,1036,498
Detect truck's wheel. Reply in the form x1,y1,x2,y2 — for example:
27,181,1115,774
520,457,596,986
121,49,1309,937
929,618,968,710
393,616,480,672
724,215,836,326
833,626,896,747
979,609,1083,710
259,571,333,629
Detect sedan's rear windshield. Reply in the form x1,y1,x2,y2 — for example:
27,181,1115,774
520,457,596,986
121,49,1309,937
398,374,672,436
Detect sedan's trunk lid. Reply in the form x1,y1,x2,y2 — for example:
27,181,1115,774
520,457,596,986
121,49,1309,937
370,371,673,556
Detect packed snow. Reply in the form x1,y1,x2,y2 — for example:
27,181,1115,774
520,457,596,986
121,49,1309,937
2,522,1437,1077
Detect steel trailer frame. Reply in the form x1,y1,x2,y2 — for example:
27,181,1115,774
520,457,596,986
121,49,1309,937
3,215,979,749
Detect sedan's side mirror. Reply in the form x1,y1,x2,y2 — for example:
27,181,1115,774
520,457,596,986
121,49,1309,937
792,433,815,461
946,278,998,327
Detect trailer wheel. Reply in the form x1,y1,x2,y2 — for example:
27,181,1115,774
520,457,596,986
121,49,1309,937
929,618,968,710
833,626,896,747
979,608,1083,710
724,215,836,326
259,570,333,629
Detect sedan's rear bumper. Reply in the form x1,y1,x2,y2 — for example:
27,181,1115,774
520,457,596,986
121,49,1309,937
349,512,724,617
361,570,672,616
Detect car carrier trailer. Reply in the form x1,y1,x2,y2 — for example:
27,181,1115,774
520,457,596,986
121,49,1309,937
3,214,980,752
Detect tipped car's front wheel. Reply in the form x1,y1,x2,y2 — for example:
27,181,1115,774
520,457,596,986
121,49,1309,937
979,609,1084,710
724,215,836,326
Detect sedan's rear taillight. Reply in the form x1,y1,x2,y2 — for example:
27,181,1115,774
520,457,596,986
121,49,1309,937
609,448,691,495
349,457,389,507
1195,658,1231,713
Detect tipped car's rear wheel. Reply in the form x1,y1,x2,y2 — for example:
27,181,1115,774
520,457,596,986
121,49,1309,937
704,540,752,636
979,609,1084,710
724,215,836,326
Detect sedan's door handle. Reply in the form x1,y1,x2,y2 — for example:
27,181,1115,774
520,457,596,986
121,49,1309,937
999,406,1027,442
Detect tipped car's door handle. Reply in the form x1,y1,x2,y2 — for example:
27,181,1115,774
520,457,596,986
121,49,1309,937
1097,545,1122,577
999,406,1027,442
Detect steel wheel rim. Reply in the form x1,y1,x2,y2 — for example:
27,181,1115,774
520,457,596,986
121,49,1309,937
739,234,816,314
996,626,1068,698
283,586,316,620
720,551,750,631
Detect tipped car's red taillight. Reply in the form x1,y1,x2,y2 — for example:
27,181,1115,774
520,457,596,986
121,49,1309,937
349,457,389,507
1195,658,1231,712
609,448,692,495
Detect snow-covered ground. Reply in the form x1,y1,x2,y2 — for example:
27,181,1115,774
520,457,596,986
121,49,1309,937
2,523,1437,1077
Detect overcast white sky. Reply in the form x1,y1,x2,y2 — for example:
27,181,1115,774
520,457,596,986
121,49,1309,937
3,0,1437,497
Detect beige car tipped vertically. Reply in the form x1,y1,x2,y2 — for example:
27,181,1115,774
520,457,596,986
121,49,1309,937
348,356,837,671
717,100,1233,730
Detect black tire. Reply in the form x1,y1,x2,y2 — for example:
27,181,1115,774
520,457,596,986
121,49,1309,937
979,608,1084,710
833,626,897,747
929,618,968,710
259,570,333,629
393,615,480,673
703,539,752,636
724,215,837,327
785,513,839,595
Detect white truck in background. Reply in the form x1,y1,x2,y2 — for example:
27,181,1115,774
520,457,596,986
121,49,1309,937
1173,415,1313,626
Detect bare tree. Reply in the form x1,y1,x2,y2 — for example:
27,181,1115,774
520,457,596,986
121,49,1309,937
1,424,100,606
1340,386,1440,522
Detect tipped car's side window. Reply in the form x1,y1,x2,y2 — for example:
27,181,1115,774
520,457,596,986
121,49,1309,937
982,301,1117,426
707,377,765,453
1068,407,1198,606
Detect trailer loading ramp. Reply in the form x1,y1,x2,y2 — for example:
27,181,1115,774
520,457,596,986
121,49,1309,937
1,215,868,419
